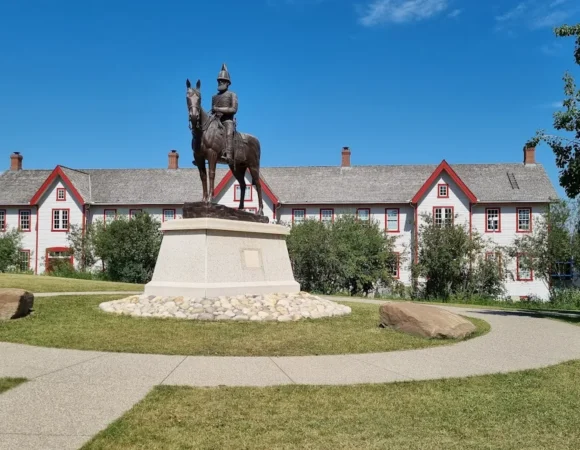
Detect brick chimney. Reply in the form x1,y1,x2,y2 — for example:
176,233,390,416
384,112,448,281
341,146,351,167
168,150,179,169
10,152,23,171
523,144,536,165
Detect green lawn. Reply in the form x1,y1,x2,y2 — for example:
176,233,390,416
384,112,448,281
0,273,143,293
82,360,580,450
0,378,26,394
0,295,488,356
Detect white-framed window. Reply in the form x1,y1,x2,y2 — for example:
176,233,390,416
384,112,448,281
18,250,30,272
52,209,69,231
104,209,117,226
434,207,453,227
386,208,399,232
437,183,449,198
19,210,31,231
234,185,252,201
517,253,533,281
320,209,334,224
486,208,501,232
390,252,400,278
56,188,66,201
517,208,531,232
163,209,176,222
357,208,370,223
292,209,305,225
0,210,5,231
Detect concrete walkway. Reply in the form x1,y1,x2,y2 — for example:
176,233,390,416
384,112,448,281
1,304,580,450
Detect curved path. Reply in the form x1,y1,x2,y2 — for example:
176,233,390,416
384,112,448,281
1,303,580,450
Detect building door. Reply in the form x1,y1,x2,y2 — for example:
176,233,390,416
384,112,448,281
45,247,74,272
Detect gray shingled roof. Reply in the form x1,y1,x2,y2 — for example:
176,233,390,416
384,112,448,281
0,162,559,206
0,169,52,205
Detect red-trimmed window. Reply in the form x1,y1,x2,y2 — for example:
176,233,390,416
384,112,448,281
385,208,400,232
104,209,117,226
18,250,30,272
56,188,66,201
434,207,454,227
320,208,334,224
52,209,70,231
437,183,449,198
357,208,370,223
390,252,400,279
45,247,73,272
18,209,31,232
516,253,533,281
163,209,176,222
292,209,306,225
485,208,501,232
0,209,5,231
234,184,253,202
516,208,532,233
129,209,142,219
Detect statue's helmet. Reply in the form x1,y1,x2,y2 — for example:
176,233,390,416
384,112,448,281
217,63,231,84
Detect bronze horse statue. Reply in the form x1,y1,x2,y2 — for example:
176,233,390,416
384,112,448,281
186,79,264,216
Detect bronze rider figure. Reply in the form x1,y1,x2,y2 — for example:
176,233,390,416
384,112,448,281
211,63,238,165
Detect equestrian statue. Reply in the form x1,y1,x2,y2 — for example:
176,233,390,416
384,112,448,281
186,64,265,215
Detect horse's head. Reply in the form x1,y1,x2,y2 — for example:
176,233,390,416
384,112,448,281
186,78,202,129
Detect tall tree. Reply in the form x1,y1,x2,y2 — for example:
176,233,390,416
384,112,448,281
531,24,580,198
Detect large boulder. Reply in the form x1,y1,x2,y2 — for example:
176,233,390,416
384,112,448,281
0,288,34,320
379,302,476,339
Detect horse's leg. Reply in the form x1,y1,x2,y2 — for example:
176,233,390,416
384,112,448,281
208,150,218,203
232,165,247,210
249,165,263,216
194,153,208,202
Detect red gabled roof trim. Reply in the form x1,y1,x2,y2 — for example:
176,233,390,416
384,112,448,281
411,160,477,204
214,171,279,205
30,166,85,206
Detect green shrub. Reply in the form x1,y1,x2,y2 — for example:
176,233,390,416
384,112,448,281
287,215,397,296
0,229,23,273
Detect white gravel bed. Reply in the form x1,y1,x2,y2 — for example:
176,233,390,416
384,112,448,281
99,292,351,322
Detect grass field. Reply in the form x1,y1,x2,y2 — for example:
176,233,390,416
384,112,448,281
0,295,488,356
0,378,26,394
82,360,580,450
0,273,144,293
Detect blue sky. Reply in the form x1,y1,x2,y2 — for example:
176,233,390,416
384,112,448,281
0,0,579,199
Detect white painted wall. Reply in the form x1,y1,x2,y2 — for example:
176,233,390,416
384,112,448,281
36,179,84,273
416,172,471,228
213,172,276,221
87,206,184,227
0,206,37,271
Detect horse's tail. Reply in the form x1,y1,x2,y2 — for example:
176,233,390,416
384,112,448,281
251,138,261,186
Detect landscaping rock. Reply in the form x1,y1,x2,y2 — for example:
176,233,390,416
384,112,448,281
379,302,476,339
0,288,34,320
99,292,351,322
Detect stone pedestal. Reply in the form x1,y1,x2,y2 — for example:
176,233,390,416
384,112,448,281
144,217,300,298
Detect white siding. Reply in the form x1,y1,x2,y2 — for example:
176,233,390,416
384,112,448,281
416,172,470,229
87,206,184,227
213,173,275,221
36,179,84,273
0,206,37,271
472,204,549,300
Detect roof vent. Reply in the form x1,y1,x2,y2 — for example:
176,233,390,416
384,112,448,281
507,172,519,189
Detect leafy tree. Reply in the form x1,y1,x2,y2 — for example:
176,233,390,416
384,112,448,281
286,215,397,296
412,213,505,300
66,223,99,272
531,23,580,198
93,212,162,283
506,199,580,293
0,229,24,273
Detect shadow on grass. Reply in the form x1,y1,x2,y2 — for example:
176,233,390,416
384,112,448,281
466,308,580,326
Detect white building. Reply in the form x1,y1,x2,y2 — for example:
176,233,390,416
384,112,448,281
0,145,558,299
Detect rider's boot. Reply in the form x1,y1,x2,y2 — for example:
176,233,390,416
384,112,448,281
224,121,235,165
